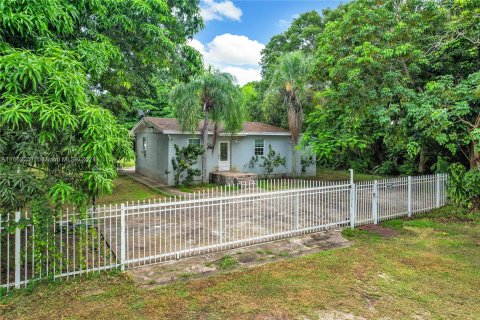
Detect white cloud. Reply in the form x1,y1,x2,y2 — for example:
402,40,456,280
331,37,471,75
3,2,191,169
207,34,264,66
222,66,261,85
187,34,265,85
187,38,206,56
201,0,242,22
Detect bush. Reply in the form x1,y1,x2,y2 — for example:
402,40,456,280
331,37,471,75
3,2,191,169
372,160,397,176
248,145,286,178
300,154,316,174
169,144,204,186
447,163,480,212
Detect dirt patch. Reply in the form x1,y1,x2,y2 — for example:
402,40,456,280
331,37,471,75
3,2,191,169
308,310,367,320
253,309,291,320
358,224,399,238
237,252,257,263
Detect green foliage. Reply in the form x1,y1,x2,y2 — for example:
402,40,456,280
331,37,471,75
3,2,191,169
87,0,204,125
216,255,238,270
447,163,480,211
300,154,315,174
260,11,324,78
169,144,204,186
241,82,263,122
293,0,480,175
248,145,286,178
0,0,193,277
0,2,137,214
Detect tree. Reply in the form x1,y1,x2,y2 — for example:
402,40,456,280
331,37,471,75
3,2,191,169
409,73,480,169
0,0,136,214
303,0,453,174
263,51,313,176
170,70,244,183
44,0,203,128
260,11,324,78
241,82,264,122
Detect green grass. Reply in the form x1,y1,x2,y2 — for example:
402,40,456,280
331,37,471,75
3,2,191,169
118,158,135,168
316,167,384,181
2,207,480,319
175,183,239,193
217,255,239,270
96,175,170,205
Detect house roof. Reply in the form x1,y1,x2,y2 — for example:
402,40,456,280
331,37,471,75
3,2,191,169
131,117,291,136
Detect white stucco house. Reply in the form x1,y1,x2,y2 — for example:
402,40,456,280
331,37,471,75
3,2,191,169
130,117,316,185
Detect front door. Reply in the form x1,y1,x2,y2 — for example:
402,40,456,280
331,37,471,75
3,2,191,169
218,141,230,171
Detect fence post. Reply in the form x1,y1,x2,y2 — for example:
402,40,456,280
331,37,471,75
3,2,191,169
435,174,441,208
120,203,126,271
372,180,378,225
408,176,412,218
14,211,21,289
219,199,223,245
295,191,300,230
349,169,356,229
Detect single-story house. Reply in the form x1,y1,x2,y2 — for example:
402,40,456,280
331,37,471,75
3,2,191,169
131,117,316,185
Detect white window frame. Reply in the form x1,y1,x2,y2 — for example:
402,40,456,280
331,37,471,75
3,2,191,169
254,138,264,156
188,138,201,146
142,137,147,157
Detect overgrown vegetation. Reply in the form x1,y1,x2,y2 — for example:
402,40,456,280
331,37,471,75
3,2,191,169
0,0,202,278
244,0,479,180
447,164,480,211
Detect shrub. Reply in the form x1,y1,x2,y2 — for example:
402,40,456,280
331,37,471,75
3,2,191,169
372,160,397,176
248,145,286,178
169,144,204,186
447,163,480,212
300,154,316,174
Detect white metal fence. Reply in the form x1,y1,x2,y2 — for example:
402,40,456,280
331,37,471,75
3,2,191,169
1,174,448,290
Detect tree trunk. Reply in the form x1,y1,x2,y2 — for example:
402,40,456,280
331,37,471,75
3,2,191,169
418,148,426,174
202,110,209,183
292,143,298,177
470,140,480,170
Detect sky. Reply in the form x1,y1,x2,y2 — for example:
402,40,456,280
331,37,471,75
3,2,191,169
188,0,348,85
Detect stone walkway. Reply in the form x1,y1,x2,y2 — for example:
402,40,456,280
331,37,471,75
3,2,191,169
128,229,350,288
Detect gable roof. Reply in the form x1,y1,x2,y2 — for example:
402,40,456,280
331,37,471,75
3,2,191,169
131,117,291,136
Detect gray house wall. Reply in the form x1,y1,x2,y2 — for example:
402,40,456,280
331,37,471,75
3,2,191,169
134,125,316,186
163,133,315,185
135,131,169,184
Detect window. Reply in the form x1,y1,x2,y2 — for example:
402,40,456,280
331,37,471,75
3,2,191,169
142,137,147,157
254,139,264,155
220,142,228,161
188,138,201,146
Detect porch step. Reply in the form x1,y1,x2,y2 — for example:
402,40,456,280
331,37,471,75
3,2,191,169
210,171,258,186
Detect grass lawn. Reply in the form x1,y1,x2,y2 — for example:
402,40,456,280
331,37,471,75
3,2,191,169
174,183,239,193
316,167,385,181
2,206,479,319
96,175,169,205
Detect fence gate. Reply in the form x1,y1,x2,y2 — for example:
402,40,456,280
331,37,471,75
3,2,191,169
1,174,448,290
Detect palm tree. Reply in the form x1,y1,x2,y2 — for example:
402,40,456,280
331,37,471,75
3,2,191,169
264,51,313,176
170,70,244,183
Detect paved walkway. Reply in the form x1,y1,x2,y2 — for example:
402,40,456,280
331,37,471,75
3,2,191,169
129,229,351,288
122,169,187,196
